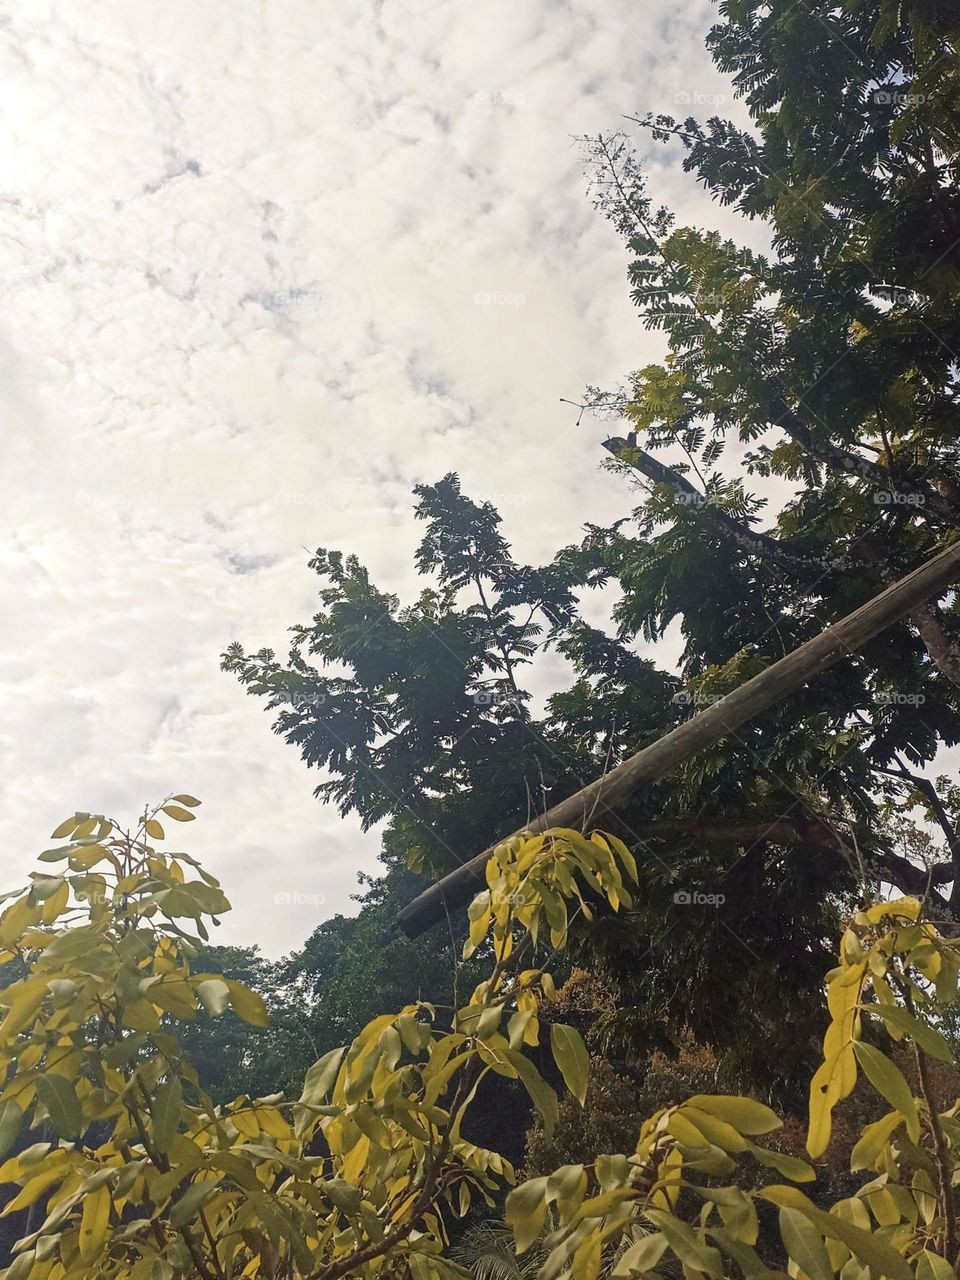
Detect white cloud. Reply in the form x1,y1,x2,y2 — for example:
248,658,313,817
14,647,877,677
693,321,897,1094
0,0,754,953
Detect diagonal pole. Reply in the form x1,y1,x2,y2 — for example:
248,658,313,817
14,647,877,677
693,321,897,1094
397,538,960,938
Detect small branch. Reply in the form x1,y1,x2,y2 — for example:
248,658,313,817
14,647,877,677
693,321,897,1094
771,399,960,526
602,436,826,570
903,983,957,1261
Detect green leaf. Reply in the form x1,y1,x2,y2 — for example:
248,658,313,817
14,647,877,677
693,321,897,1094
297,1047,347,1125
862,1005,953,1062
505,1047,559,1140
550,1022,590,1104
169,1181,218,1229
0,1102,23,1159
36,848,70,863
506,1177,548,1253
645,1208,723,1278
779,1206,834,1280
916,1252,957,1280
34,1074,82,1140
152,1077,182,1153
748,1142,815,1182
611,1232,668,1277
759,1186,912,1280
852,1042,920,1139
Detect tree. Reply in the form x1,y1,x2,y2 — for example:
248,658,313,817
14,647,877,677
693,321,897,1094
571,0,960,875
222,0,960,1092
222,475,601,879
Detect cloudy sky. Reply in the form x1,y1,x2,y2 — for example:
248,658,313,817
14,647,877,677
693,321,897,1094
0,0,753,953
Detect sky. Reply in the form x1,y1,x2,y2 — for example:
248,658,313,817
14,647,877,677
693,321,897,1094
0,0,756,954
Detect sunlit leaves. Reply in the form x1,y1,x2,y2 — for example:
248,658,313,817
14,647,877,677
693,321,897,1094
5,801,960,1280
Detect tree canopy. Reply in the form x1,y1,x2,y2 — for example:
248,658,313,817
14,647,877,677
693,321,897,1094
222,0,960,1095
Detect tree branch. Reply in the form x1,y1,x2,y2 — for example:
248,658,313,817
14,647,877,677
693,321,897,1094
911,598,960,688
602,436,828,570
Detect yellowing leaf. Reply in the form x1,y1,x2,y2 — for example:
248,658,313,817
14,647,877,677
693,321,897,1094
171,795,201,807
41,881,69,924
162,805,196,823
50,817,81,840
686,1094,781,1135
145,819,164,840
226,980,269,1027
79,1184,111,1260
850,1111,903,1171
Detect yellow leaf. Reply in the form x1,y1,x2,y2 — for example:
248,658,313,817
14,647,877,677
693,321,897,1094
686,1095,780,1135
50,817,81,840
79,1185,111,1260
41,882,69,925
162,805,196,823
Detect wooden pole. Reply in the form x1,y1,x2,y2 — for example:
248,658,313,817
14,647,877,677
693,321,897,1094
396,538,960,938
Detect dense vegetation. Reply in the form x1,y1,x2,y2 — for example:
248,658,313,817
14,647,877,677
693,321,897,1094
1,807,960,1280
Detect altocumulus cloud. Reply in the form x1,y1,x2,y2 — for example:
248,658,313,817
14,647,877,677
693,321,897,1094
0,0,747,953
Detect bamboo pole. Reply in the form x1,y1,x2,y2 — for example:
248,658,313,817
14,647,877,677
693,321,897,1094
397,539,960,938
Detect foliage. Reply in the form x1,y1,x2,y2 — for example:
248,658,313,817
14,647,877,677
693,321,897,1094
221,0,960,1110
499,894,960,1280
175,944,311,1106
0,805,635,1280
3,804,960,1280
